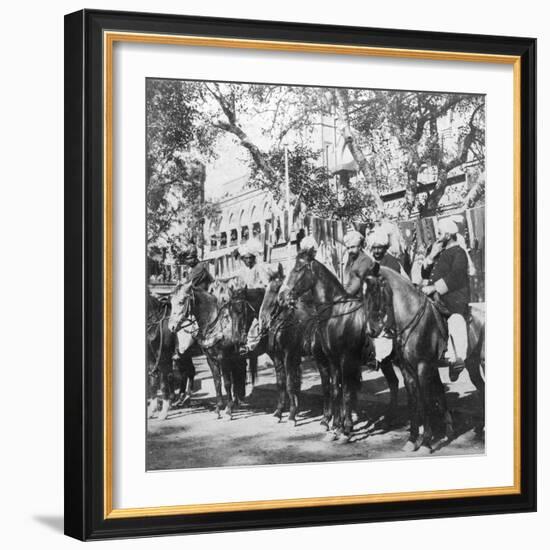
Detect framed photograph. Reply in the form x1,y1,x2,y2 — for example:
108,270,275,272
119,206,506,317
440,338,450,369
64,9,536,540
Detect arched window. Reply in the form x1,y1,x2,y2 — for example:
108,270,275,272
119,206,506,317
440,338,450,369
263,201,271,220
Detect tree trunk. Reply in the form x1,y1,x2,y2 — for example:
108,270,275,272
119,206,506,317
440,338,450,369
333,89,384,212
215,120,280,185
420,170,449,217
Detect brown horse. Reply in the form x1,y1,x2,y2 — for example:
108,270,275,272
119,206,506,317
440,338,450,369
168,282,263,419
280,254,399,442
246,265,333,427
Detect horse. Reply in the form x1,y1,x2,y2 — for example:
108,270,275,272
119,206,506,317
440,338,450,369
146,293,177,420
147,293,200,419
246,264,333,427
462,303,486,435
168,281,264,419
363,265,487,451
279,253,400,443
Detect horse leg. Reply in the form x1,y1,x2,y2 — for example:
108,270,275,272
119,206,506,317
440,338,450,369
158,368,173,420
416,361,434,452
325,360,342,441
315,350,332,430
465,354,485,436
222,359,234,419
430,367,454,448
379,356,399,428
400,367,423,451
206,354,224,419
147,373,159,419
233,356,247,405
339,363,357,443
247,355,258,390
286,352,301,426
272,357,286,421
178,349,195,405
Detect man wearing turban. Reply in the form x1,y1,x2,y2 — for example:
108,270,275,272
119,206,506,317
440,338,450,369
421,217,471,381
342,230,375,296
369,227,407,276
221,239,269,290
183,244,213,291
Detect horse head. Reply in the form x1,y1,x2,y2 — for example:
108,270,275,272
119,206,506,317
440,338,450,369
168,281,194,333
278,251,316,307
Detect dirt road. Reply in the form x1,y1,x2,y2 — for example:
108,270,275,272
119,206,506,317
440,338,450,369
147,355,484,470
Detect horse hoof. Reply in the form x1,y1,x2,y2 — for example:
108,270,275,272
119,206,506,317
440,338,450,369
158,410,169,420
324,431,338,442
431,437,449,452
320,419,330,431
273,409,283,420
402,440,416,452
337,434,351,445
416,445,432,456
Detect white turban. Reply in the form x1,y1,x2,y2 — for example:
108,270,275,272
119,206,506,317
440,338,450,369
300,235,318,252
369,228,389,247
238,244,250,256
438,217,459,235
240,238,262,257
343,230,364,247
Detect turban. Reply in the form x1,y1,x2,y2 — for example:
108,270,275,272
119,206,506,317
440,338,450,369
369,228,389,247
343,230,364,247
239,238,262,257
438,218,459,235
300,235,318,252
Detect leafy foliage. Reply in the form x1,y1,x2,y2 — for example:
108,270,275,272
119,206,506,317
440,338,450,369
146,80,219,254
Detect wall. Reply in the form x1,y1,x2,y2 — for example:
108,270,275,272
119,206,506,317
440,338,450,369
0,1,546,548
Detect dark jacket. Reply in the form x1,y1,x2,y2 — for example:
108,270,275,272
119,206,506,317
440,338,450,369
421,243,470,315
343,251,375,296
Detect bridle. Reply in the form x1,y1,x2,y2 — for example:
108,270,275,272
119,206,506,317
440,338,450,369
171,285,257,346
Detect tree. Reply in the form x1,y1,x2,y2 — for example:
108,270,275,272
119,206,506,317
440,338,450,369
349,90,485,216
146,79,219,255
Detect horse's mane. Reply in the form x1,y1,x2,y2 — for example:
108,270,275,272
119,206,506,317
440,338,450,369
378,266,426,303
311,259,347,295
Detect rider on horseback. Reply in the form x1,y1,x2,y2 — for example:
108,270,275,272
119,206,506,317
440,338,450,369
342,229,374,296
218,239,269,291
173,244,212,403
342,229,392,366
420,218,470,381
369,227,408,277
183,244,213,291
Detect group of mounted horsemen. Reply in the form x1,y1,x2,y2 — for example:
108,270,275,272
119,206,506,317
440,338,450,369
147,218,485,453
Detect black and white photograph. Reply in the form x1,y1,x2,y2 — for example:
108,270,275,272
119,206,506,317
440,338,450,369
145,78,486,471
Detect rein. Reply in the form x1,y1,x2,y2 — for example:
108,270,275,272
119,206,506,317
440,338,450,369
178,287,258,346
260,295,363,343
394,292,429,348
